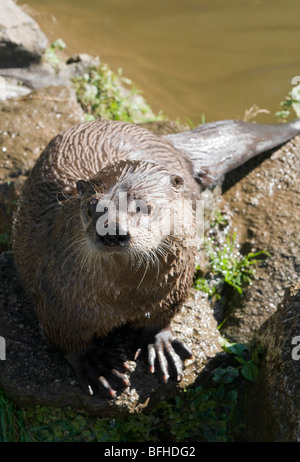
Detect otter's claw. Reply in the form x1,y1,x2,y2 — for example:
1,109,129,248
135,327,193,382
66,347,130,397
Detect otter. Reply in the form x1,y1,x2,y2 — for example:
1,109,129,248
12,118,300,397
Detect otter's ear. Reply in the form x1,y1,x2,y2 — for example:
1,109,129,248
76,180,89,196
170,174,184,190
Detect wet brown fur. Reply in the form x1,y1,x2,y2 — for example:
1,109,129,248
12,120,199,354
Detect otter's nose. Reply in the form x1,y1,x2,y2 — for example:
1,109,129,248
97,224,130,247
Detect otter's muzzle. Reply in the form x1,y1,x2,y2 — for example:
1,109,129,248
96,224,130,247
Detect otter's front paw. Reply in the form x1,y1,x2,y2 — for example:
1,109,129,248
134,327,193,382
66,347,130,398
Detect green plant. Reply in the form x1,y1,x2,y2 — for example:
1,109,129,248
175,116,196,129
194,232,269,297
214,338,260,384
275,83,300,122
208,232,268,294
0,380,239,442
162,385,238,442
175,114,206,129
0,233,10,246
45,38,66,64
211,209,229,229
72,64,165,124
0,389,30,441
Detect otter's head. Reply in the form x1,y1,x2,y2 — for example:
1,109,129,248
76,160,194,260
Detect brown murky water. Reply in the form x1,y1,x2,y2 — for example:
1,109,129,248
22,0,300,124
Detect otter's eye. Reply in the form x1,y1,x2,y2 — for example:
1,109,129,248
87,198,98,217
171,174,184,190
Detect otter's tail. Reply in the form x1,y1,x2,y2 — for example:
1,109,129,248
163,120,300,187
